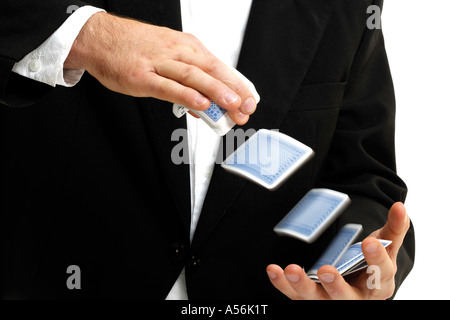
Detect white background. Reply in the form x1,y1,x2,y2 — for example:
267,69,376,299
382,0,450,299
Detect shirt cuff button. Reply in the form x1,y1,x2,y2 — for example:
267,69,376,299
28,58,42,72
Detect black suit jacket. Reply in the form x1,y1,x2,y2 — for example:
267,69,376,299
0,0,414,299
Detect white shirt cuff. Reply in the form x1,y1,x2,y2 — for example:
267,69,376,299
11,5,105,87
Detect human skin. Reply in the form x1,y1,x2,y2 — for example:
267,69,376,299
64,12,258,125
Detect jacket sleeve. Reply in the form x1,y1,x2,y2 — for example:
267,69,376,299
315,2,415,298
0,0,87,107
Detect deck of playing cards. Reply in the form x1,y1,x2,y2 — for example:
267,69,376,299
307,223,392,281
173,66,260,136
273,188,351,243
307,224,363,280
221,129,315,190
174,101,237,136
334,240,391,276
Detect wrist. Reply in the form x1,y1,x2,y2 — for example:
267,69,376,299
64,11,110,71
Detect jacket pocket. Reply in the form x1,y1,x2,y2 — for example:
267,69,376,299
289,81,347,112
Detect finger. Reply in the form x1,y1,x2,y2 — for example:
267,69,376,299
266,264,300,300
155,60,243,111
361,237,396,299
140,73,212,110
212,68,257,116
377,202,410,260
283,264,329,300
180,54,258,115
317,265,362,300
228,110,250,126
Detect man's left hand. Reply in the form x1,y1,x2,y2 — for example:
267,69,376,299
266,202,410,300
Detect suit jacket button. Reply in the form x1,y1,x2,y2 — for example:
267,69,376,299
168,242,186,262
188,256,201,273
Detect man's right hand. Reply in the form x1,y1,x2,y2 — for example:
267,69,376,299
64,12,257,125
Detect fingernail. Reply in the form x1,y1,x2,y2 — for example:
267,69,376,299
366,242,378,254
319,273,335,283
285,274,300,283
242,97,256,114
267,271,277,280
195,95,208,106
224,91,239,104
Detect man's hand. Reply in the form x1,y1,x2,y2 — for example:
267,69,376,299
64,12,257,125
266,202,410,300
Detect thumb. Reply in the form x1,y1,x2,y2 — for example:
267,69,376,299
377,202,410,259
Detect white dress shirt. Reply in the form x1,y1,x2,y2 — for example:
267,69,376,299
11,0,253,300
167,0,253,300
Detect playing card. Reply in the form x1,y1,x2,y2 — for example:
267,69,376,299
273,189,351,243
307,224,363,279
202,101,228,122
221,129,314,190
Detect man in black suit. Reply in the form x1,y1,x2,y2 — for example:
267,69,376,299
0,0,414,299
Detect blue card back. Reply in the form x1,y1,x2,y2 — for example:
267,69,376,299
274,189,350,243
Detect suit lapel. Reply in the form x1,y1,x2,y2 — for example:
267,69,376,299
238,0,334,131
138,99,192,235
105,0,192,234
191,0,333,251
